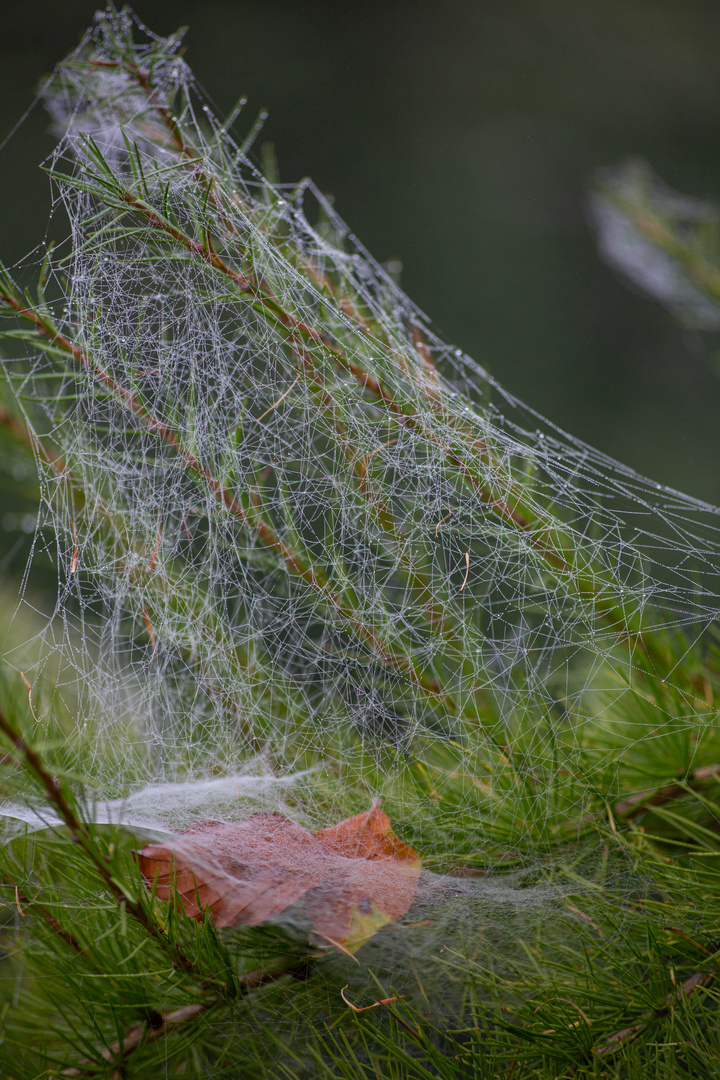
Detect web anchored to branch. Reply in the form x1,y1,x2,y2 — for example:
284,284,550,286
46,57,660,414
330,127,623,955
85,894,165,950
1,8,720,862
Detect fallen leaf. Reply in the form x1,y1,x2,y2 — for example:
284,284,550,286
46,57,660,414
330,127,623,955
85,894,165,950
137,802,421,952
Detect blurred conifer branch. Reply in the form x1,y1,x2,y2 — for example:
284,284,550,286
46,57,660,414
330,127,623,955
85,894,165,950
590,157,720,330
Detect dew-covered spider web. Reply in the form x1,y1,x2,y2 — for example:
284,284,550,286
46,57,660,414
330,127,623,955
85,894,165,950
2,8,720,957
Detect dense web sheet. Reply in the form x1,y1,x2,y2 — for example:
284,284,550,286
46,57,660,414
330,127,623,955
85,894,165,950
2,7,720,865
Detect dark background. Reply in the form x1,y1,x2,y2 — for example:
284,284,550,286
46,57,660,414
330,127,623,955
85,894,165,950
3,0,720,505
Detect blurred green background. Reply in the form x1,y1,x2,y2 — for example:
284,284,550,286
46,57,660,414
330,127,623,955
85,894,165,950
2,0,720,595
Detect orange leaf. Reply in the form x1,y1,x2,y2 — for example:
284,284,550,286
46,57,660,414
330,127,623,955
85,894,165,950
136,803,420,952
308,802,421,949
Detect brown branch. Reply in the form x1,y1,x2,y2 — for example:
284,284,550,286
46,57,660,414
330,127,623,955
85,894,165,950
18,52,675,710
62,1003,209,1076
118,189,585,598
0,401,66,475
615,765,720,819
0,288,449,709
293,346,459,647
0,874,87,957
0,708,82,832
61,960,306,1076
117,186,656,664
0,706,232,995
86,51,665,676
593,970,713,1057
99,47,663,666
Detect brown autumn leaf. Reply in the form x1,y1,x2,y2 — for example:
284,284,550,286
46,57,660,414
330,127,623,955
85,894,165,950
136,802,421,952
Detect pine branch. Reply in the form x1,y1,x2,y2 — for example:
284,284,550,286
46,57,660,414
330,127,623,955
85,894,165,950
0,704,235,995
0,280,454,711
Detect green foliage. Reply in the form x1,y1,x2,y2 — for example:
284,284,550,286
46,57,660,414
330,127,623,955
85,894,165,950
0,7,720,1078
3,677,720,1078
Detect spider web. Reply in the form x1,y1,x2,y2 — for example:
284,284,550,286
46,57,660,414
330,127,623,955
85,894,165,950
2,7,720,882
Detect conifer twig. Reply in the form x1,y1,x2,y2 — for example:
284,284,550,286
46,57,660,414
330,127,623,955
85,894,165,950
0,875,86,957
0,282,457,710
593,971,713,1057
59,962,309,1077
115,162,659,665
0,706,234,995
